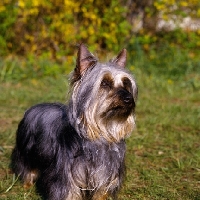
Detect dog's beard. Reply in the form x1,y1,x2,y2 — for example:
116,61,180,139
82,98,135,143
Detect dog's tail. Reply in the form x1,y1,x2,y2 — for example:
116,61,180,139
11,117,36,183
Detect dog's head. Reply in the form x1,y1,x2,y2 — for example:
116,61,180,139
69,44,138,142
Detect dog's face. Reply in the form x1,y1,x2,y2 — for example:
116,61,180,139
70,44,138,142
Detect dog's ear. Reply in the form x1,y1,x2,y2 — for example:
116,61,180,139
77,44,97,74
71,44,97,84
112,49,127,68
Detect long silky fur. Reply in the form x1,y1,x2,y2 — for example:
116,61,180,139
11,44,138,200
11,103,125,200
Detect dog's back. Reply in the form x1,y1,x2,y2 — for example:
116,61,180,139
11,103,67,175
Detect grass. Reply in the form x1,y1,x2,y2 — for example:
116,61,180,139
0,52,199,199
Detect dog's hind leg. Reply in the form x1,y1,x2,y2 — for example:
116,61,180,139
23,169,39,189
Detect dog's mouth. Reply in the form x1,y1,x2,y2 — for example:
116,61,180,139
113,105,133,115
101,104,133,120
112,105,128,112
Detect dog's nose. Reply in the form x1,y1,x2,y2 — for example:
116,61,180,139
122,93,133,105
123,95,133,104
118,89,134,105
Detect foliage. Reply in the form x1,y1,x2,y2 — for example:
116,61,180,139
128,41,200,82
0,0,18,56
0,54,73,82
153,0,200,19
0,0,200,58
0,0,200,84
1,41,199,85
0,0,130,57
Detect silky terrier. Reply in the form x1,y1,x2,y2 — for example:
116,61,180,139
11,44,138,200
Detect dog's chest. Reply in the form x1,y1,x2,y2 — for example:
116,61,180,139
71,141,125,190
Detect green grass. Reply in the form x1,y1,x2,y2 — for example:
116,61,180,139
121,72,200,200
0,56,199,199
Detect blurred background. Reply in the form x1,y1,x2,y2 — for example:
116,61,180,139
0,0,200,80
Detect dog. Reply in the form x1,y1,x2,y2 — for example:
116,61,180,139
11,44,138,200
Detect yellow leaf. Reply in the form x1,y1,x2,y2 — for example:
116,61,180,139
0,6,5,12
180,1,188,7
18,0,25,8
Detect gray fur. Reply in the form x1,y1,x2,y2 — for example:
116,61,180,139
11,44,138,200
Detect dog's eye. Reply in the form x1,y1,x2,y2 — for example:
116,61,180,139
101,79,112,89
123,78,132,92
